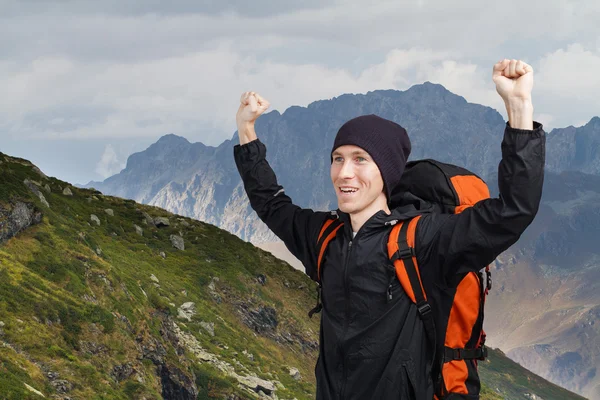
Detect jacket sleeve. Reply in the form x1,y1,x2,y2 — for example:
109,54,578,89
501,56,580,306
234,139,328,280
415,122,546,284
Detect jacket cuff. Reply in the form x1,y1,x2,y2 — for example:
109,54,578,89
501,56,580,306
505,121,544,135
233,139,267,160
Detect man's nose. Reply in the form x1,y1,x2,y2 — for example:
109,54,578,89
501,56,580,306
339,161,355,179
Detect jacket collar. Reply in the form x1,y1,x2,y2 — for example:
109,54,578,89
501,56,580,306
334,201,434,239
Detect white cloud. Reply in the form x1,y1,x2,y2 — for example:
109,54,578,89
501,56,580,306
0,45,503,145
534,43,600,129
3,41,599,146
95,144,125,178
535,113,556,129
537,43,600,95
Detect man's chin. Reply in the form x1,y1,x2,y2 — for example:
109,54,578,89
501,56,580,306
337,202,354,214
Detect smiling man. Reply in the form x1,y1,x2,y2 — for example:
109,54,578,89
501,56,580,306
233,59,545,399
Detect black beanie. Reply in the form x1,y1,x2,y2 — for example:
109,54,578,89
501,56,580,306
331,114,411,201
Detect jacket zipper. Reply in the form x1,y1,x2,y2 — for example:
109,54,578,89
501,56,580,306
385,220,399,302
387,271,395,302
339,239,353,400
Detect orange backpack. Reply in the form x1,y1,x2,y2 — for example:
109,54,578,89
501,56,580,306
314,159,492,399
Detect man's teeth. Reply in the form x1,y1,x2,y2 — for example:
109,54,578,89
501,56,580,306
340,188,358,193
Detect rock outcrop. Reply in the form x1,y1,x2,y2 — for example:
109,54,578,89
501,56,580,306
0,201,42,244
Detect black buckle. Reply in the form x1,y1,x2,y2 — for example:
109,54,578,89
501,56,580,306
445,347,466,361
395,246,415,260
417,302,432,317
479,345,488,360
452,348,462,360
486,270,492,291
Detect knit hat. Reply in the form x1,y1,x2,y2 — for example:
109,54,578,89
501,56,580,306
331,114,411,200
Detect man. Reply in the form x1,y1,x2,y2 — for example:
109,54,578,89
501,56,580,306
233,59,545,399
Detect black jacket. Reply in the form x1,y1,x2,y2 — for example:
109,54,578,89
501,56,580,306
234,122,545,400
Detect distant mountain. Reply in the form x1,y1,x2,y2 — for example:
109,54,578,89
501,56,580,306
85,83,600,245
545,117,600,175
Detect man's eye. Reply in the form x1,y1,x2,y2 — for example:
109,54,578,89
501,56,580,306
334,157,344,163
356,157,367,163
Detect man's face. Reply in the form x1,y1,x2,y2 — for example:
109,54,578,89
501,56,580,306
330,145,387,217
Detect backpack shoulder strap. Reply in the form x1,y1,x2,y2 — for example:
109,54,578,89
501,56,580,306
308,216,343,319
387,216,437,358
387,216,427,305
316,217,344,281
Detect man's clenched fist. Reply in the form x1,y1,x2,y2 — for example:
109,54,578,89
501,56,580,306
236,92,270,145
493,59,533,103
236,91,270,127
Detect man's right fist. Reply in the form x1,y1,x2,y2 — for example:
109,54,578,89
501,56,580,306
236,91,270,127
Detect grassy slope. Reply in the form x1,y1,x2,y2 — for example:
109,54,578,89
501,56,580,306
478,348,588,400
0,153,320,399
0,152,588,399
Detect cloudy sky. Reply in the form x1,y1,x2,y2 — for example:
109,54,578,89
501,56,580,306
1,0,599,185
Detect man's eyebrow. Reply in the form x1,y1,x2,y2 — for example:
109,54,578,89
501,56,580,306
332,150,370,157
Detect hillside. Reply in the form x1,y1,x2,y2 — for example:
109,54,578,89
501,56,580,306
0,152,588,399
1,152,322,399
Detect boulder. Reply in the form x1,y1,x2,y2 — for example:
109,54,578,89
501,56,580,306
134,224,143,236
0,202,43,244
105,209,114,216
200,321,215,337
31,165,47,179
142,211,154,225
289,367,301,381
170,234,185,251
63,187,73,196
178,302,196,321
24,179,50,208
237,375,275,395
256,274,267,285
154,217,170,227
90,214,100,226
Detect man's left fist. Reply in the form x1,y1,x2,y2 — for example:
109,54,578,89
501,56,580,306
493,59,533,103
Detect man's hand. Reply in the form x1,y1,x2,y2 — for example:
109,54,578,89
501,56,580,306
493,59,534,129
236,92,270,128
236,92,270,145
493,59,533,102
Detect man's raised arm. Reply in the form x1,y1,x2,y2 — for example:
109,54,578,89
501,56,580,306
416,59,545,280
233,92,327,280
